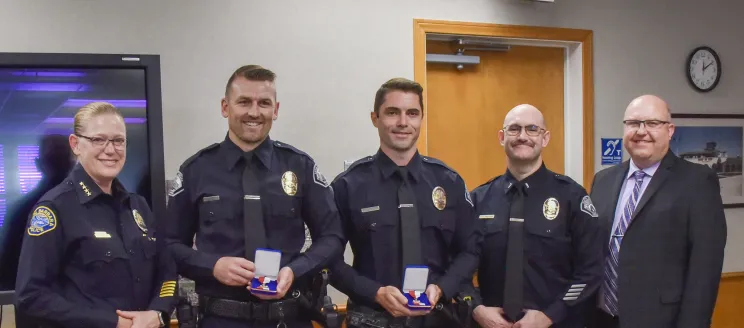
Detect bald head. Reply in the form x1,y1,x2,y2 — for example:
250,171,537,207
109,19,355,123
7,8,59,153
500,103,550,165
622,94,675,169
625,95,671,121
503,104,546,128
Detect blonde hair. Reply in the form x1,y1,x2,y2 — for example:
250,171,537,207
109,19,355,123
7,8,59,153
73,102,123,135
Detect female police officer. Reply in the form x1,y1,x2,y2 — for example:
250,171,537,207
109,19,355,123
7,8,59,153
14,102,177,328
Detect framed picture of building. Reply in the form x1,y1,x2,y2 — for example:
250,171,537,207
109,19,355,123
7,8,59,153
670,113,744,208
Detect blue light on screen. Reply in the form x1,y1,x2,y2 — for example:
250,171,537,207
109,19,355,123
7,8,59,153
0,82,90,92
0,144,5,194
0,145,5,227
0,198,5,228
11,71,86,77
17,145,41,194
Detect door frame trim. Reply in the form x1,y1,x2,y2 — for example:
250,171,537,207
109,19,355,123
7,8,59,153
413,19,595,189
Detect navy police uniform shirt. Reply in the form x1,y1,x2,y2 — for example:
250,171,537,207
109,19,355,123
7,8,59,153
470,164,604,326
329,150,481,309
164,135,344,301
14,164,178,328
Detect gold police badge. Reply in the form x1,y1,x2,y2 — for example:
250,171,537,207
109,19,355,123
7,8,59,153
543,197,560,220
132,209,147,233
432,186,446,210
281,171,298,196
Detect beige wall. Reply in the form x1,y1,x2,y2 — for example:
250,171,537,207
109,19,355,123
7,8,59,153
0,305,14,328
1,0,742,305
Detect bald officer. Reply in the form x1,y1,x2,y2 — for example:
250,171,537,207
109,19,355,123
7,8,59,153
470,104,605,328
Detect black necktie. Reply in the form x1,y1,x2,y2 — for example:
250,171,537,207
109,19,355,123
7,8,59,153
242,152,267,262
503,182,525,322
397,167,423,271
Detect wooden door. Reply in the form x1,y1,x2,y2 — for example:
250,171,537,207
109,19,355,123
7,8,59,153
425,41,565,190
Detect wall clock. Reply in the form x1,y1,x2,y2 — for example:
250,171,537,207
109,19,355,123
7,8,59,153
687,46,721,92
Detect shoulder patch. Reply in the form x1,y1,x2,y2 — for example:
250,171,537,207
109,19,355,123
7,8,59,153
581,195,599,218
168,171,184,197
313,164,330,188
28,206,57,236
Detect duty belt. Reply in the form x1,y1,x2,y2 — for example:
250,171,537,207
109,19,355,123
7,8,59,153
346,302,423,328
199,294,301,327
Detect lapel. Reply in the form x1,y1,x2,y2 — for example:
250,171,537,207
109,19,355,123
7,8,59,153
630,151,678,222
605,161,629,220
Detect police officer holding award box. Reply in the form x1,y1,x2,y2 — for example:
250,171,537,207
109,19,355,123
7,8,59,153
329,78,482,328
164,65,345,328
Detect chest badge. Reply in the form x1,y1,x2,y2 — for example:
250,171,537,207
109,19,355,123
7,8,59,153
432,186,446,210
133,209,148,233
543,197,560,220
281,171,298,196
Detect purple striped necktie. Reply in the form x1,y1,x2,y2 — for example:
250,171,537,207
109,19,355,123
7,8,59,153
602,169,646,316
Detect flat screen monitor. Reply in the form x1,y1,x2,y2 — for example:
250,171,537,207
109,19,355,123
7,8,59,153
0,53,165,295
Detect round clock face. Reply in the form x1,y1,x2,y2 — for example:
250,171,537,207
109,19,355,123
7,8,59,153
688,47,720,92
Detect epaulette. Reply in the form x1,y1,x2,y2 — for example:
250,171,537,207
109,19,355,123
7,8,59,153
553,173,578,185
347,156,374,172
180,143,219,169
38,180,76,202
475,174,502,189
421,156,456,173
333,156,373,181
273,140,312,159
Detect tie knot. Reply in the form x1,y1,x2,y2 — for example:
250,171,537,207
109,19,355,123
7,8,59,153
633,170,646,181
243,151,255,166
397,167,410,182
510,182,525,195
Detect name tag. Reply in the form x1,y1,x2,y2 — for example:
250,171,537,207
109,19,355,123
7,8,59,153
94,231,111,238
203,195,220,202
479,214,495,220
361,206,380,213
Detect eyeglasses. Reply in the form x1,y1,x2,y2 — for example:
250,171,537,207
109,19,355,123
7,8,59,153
622,120,670,130
76,134,127,149
503,124,545,137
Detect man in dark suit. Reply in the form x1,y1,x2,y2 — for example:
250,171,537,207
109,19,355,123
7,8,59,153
588,95,727,328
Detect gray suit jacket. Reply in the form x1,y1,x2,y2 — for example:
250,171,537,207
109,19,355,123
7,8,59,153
589,151,727,328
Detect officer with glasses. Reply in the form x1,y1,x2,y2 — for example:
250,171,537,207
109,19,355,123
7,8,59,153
469,104,604,328
14,102,177,328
